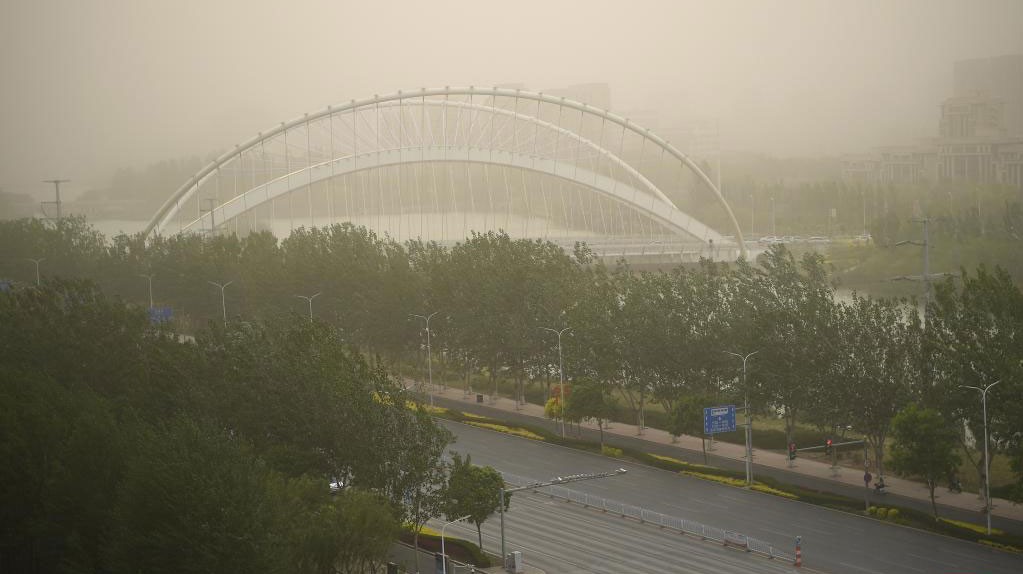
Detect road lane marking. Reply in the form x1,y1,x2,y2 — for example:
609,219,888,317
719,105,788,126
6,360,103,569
839,562,887,574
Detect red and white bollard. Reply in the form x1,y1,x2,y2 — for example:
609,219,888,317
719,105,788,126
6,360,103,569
794,535,803,567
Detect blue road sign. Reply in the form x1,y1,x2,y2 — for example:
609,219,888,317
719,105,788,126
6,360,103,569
703,405,737,435
148,306,173,324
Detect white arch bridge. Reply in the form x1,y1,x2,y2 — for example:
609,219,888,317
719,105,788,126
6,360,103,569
146,87,747,259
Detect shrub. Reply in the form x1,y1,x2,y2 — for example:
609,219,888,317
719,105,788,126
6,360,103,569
978,540,1022,554
463,421,545,441
867,506,878,515
751,484,799,499
876,507,889,519
886,508,900,520
938,517,1004,536
601,445,623,458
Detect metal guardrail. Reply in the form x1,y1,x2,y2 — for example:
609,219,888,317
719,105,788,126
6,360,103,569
501,471,794,563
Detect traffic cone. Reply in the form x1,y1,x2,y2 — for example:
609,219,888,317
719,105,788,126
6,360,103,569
795,543,802,567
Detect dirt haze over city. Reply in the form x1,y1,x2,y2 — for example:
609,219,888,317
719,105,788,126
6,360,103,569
2,0,1022,200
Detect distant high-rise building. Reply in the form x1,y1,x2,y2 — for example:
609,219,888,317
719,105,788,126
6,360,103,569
954,54,1023,136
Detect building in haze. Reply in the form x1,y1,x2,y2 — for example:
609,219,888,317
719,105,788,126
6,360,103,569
954,54,1023,137
842,54,1023,189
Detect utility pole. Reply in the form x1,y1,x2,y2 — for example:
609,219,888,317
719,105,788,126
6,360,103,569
42,179,69,220
891,218,953,324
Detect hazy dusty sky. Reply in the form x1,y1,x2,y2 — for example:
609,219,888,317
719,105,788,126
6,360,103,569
2,0,1022,199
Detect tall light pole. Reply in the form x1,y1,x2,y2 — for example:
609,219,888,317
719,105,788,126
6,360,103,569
440,514,471,574
862,190,867,236
724,350,759,486
208,280,233,325
294,292,321,322
749,193,755,239
500,468,626,563
771,196,776,236
25,258,44,286
960,380,1001,535
541,326,571,438
411,312,439,399
139,273,155,309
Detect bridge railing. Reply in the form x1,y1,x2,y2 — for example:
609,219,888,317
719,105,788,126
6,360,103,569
500,471,794,563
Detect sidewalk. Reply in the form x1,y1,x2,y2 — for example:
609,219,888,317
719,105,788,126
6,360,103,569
425,384,1023,523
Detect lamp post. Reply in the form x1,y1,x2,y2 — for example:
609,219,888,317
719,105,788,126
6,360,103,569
440,514,471,574
771,196,776,236
724,350,759,486
25,258,44,286
500,468,626,564
960,380,1001,535
139,273,155,309
411,311,439,399
294,292,321,322
207,280,233,325
540,326,571,438
749,193,755,239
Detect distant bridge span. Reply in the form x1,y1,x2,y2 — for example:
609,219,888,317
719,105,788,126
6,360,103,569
146,86,746,257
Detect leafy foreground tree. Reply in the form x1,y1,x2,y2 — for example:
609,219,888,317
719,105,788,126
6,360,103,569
0,281,437,573
566,379,619,449
442,454,510,551
890,405,962,519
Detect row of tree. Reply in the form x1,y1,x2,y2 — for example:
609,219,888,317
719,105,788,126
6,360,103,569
2,216,1021,508
0,275,515,572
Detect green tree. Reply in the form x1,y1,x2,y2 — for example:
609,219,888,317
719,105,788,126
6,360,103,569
927,266,1023,497
565,379,618,448
833,295,921,479
890,405,961,519
442,453,509,551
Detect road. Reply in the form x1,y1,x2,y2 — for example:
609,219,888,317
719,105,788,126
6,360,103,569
443,419,1023,574
431,393,1023,537
430,489,798,574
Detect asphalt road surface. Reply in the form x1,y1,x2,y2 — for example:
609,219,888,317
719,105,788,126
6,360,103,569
430,489,799,574
443,420,1023,574
432,393,1023,537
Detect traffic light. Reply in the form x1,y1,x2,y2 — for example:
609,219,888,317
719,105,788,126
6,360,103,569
825,438,833,455
788,442,797,460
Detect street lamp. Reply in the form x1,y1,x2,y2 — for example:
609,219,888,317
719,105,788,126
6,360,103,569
749,193,755,239
25,258,44,286
500,468,626,563
411,311,439,399
208,280,233,325
540,326,571,438
771,196,776,236
139,273,155,309
440,514,471,574
724,350,759,486
960,380,1001,535
294,292,321,322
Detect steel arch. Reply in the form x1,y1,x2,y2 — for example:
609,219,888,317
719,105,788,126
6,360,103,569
145,86,746,255
180,147,722,242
